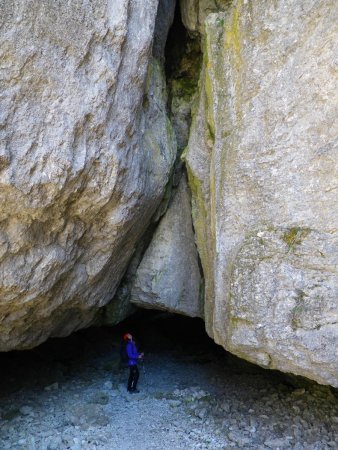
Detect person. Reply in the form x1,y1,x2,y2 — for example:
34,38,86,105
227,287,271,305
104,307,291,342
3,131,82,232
123,333,144,393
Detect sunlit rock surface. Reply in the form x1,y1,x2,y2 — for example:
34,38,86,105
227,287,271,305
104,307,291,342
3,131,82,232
1,0,337,389
184,0,338,386
0,0,176,349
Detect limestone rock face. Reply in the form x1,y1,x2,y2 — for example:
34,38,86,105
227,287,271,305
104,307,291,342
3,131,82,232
184,0,338,385
130,175,203,318
0,0,176,349
180,0,227,34
229,228,338,386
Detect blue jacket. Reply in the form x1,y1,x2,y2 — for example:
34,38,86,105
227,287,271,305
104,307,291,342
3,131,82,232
126,341,140,366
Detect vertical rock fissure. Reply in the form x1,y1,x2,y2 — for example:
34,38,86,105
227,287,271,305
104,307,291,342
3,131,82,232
164,2,206,311
165,1,202,156
105,1,206,321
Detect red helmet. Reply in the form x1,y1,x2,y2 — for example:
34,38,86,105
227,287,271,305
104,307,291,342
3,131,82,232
123,333,132,341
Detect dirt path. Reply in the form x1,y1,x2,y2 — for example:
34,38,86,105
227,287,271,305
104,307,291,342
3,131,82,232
0,315,337,449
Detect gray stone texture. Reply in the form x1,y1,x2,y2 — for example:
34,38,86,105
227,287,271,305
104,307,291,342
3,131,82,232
153,0,176,61
180,0,227,34
0,0,176,349
184,0,338,385
130,175,203,318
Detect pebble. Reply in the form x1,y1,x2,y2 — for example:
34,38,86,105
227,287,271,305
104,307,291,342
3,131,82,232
228,432,251,446
293,388,306,396
48,437,62,450
44,382,59,391
265,437,291,448
20,406,33,415
222,403,231,413
196,408,207,419
168,400,182,407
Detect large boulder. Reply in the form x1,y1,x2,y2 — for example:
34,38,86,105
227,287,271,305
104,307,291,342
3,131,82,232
0,0,176,350
184,0,338,386
130,174,203,318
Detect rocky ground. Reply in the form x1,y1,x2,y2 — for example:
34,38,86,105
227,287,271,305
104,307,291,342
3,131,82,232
0,313,337,450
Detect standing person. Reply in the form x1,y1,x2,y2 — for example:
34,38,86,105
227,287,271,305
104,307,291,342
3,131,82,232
123,333,144,393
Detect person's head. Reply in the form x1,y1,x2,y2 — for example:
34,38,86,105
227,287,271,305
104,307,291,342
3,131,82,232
123,333,132,341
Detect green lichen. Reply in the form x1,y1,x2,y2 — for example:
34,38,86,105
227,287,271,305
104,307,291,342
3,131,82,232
198,277,205,312
216,16,225,27
203,16,227,140
291,289,308,330
184,161,215,327
171,77,198,100
149,58,168,102
165,116,175,149
224,0,244,122
203,3,246,189
185,164,207,236
229,316,252,328
204,47,216,138
224,0,243,56
165,11,202,132
282,228,310,251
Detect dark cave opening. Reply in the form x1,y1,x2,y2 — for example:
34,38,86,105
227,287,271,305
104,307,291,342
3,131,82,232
1,310,333,400
1,311,337,449
164,0,202,83
0,311,219,398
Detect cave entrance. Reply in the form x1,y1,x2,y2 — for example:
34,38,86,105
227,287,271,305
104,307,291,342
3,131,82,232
0,311,337,449
0,310,237,397
0,309,337,396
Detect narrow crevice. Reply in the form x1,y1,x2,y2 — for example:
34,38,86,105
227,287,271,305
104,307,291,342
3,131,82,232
165,1,202,154
103,2,204,325
164,2,205,309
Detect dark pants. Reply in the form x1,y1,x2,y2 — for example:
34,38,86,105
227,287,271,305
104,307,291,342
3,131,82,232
128,365,139,391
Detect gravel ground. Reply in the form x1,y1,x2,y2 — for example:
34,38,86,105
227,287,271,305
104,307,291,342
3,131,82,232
0,314,337,450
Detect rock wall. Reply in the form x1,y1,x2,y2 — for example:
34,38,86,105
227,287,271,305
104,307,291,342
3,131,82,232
0,0,176,349
184,0,338,386
1,0,337,388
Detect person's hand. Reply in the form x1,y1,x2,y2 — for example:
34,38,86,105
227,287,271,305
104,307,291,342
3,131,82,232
139,353,144,359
